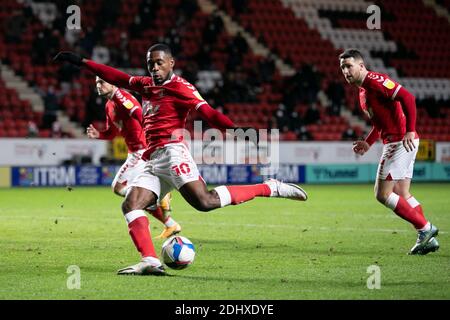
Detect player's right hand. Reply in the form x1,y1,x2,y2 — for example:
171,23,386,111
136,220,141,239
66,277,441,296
86,124,99,139
53,51,83,66
352,140,370,155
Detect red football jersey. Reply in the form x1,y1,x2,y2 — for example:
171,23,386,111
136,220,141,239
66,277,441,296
128,74,207,159
100,88,146,153
359,71,417,144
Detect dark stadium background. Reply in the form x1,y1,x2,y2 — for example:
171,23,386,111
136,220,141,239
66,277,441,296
1,0,448,143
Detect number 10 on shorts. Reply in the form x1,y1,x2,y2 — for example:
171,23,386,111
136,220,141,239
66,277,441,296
172,163,191,176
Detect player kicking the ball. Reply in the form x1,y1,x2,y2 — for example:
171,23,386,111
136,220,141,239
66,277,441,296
87,76,181,239
339,49,439,255
54,44,307,275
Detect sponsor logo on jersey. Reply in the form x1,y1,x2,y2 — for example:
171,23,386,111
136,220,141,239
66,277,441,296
123,100,134,109
142,100,152,116
382,79,395,89
142,100,159,116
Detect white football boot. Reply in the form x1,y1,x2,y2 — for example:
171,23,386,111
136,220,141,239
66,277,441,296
117,258,166,276
264,178,308,201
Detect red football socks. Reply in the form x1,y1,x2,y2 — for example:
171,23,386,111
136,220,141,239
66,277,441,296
386,193,427,229
225,184,271,205
147,206,167,224
407,196,426,220
126,211,157,258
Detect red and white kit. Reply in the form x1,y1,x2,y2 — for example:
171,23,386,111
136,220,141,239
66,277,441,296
98,88,147,187
359,71,419,180
85,60,235,199
126,74,208,198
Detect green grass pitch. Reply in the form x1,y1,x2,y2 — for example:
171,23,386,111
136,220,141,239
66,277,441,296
0,184,448,300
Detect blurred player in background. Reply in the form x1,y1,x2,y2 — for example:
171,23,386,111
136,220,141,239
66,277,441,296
54,44,308,276
87,76,181,239
339,49,439,255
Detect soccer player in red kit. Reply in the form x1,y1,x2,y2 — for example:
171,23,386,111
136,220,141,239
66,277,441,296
339,49,439,255
87,76,181,239
54,44,308,275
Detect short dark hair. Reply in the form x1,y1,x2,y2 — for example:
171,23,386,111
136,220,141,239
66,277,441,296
148,43,173,56
339,49,364,61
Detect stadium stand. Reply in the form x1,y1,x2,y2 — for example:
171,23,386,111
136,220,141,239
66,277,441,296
0,0,448,141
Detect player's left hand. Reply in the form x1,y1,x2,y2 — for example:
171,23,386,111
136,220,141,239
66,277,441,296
402,132,416,152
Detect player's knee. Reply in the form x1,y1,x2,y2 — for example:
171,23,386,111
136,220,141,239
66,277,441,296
121,199,133,213
121,197,146,213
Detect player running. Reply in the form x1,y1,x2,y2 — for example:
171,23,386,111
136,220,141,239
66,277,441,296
54,44,308,275
339,49,439,255
87,76,181,239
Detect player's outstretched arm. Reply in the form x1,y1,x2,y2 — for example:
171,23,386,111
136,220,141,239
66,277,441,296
53,51,132,89
197,104,235,131
197,104,260,146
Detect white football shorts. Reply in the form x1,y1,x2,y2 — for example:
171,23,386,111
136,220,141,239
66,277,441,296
129,142,201,200
112,149,146,188
376,138,419,180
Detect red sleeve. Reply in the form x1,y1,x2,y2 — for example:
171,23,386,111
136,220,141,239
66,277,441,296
394,87,416,132
365,126,381,146
111,89,143,121
84,60,132,90
362,72,402,100
176,77,235,129
98,105,119,140
197,104,235,130
128,76,153,93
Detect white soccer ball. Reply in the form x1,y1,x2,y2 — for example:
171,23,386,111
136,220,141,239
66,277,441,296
161,235,195,270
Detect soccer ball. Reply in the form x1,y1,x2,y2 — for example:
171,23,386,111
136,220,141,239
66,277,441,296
161,235,195,270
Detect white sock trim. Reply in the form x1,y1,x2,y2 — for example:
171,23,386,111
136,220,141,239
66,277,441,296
214,186,232,207
407,196,420,208
384,193,400,210
124,209,147,224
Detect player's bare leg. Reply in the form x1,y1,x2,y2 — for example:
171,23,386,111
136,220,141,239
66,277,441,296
152,193,182,239
375,179,438,255
117,187,166,275
178,179,307,212
179,180,221,212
